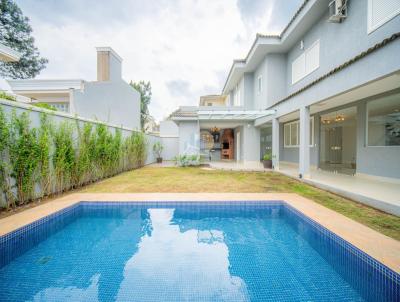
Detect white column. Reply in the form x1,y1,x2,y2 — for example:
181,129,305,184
272,118,280,170
299,106,310,178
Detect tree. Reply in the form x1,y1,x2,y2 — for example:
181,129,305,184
0,0,48,79
130,80,152,131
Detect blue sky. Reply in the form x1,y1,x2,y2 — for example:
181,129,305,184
15,0,301,121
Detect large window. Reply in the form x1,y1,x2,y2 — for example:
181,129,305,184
291,40,320,84
284,117,314,147
368,0,400,33
233,83,241,106
257,75,262,94
367,93,400,146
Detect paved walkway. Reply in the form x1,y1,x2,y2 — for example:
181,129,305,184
278,162,400,216
203,161,400,216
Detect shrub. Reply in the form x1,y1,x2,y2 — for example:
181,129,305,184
174,154,200,167
263,153,272,161
8,111,40,204
0,107,14,208
125,132,147,169
52,122,75,193
37,113,53,196
0,108,150,208
153,141,163,159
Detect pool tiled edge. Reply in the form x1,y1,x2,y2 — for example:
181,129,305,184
0,193,399,274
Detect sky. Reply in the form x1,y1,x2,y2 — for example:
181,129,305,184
14,0,302,121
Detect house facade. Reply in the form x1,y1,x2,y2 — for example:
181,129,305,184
7,47,140,129
0,43,21,62
170,0,400,181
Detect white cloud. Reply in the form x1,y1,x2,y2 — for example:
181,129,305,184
15,0,301,121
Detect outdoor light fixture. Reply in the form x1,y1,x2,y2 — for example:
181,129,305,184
335,114,345,122
210,126,220,133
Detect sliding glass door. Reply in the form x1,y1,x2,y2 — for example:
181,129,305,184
319,106,357,175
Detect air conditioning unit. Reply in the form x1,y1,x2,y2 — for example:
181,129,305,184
328,0,347,23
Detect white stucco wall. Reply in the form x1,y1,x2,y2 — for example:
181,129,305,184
178,121,200,155
72,80,140,130
160,120,179,137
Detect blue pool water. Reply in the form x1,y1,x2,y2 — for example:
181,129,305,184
0,202,398,302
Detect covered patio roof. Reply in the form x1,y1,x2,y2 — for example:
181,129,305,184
198,109,275,120
170,106,275,122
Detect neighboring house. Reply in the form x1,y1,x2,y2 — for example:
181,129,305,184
170,0,400,181
0,43,21,62
7,47,140,129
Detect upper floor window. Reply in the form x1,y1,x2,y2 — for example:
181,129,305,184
368,0,400,33
257,76,263,94
291,40,320,84
233,83,241,106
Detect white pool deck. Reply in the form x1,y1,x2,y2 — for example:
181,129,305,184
0,193,399,273
206,161,400,216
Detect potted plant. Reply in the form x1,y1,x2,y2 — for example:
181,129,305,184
153,141,164,163
262,153,273,169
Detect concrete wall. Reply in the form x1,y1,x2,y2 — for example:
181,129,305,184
243,73,254,109
72,80,140,130
253,58,267,110
178,121,200,155
159,120,179,160
109,52,122,82
161,137,179,160
0,99,159,165
160,120,179,137
266,54,287,107
253,54,287,110
241,124,260,162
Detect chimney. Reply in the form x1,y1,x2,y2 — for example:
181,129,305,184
96,47,123,82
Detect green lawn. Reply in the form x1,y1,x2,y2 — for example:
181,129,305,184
81,166,400,241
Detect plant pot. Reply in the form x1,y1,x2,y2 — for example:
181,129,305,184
156,157,163,163
263,160,272,169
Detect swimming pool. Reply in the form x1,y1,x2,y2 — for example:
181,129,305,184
0,201,398,301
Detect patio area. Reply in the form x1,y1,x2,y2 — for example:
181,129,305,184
203,160,400,216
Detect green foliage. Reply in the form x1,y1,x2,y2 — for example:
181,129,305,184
0,0,48,79
0,107,14,208
129,81,152,131
0,108,149,208
74,122,95,186
263,153,272,161
153,141,163,158
173,154,200,167
37,113,52,196
0,91,16,101
52,121,75,193
124,132,147,170
8,110,40,203
33,103,56,111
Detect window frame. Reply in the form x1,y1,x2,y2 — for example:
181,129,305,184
283,117,314,148
233,82,241,106
367,0,400,34
291,40,320,85
365,97,400,147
